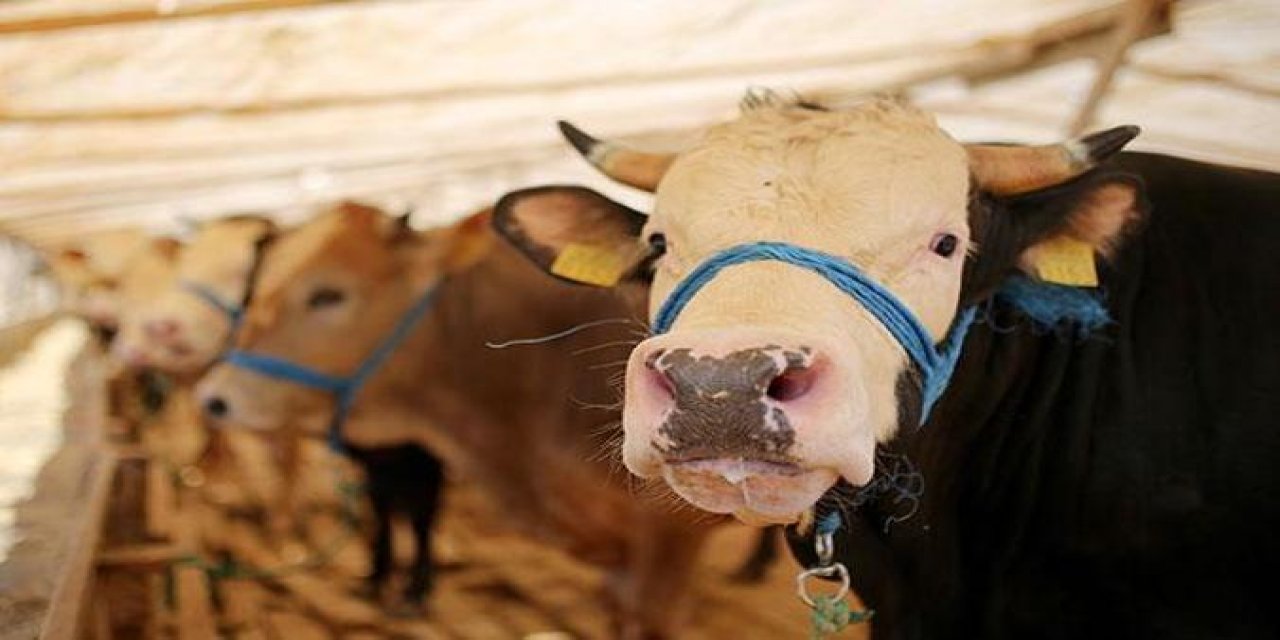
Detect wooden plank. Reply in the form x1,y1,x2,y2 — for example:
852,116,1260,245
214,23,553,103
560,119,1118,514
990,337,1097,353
38,450,119,640
218,578,273,632
262,610,332,640
174,565,219,640
171,490,219,640
145,458,176,540
97,543,184,569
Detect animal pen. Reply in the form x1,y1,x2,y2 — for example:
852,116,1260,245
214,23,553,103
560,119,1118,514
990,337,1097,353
0,1,1276,638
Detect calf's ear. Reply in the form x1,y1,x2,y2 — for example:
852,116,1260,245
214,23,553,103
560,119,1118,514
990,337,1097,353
1009,173,1146,286
492,185,649,287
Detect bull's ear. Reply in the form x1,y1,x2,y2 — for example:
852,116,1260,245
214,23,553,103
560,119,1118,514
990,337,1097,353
1012,174,1146,286
492,185,649,287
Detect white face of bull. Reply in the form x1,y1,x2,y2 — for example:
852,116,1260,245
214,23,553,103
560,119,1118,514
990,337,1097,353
625,105,971,521
493,98,1142,526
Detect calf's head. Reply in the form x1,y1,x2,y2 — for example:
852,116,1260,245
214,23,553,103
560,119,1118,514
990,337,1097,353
196,201,489,435
101,236,184,367
495,97,1144,525
43,228,152,331
124,215,277,374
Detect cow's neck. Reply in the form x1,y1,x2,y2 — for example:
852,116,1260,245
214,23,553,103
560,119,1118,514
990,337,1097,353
349,234,633,465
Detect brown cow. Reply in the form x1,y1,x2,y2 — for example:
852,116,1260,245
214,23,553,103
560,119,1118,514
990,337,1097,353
107,215,315,533
196,202,762,637
42,228,159,344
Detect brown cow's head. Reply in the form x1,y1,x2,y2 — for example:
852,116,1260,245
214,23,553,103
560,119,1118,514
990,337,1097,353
122,215,277,375
43,228,153,331
494,97,1144,525
195,201,490,435
103,236,184,368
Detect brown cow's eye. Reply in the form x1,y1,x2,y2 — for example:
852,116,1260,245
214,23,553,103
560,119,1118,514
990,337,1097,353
930,233,959,258
307,287,345,309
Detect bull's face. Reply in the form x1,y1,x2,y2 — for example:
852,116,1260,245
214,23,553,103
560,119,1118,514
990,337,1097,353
127,217,276,374
196,202,488,435
494,98,1143,525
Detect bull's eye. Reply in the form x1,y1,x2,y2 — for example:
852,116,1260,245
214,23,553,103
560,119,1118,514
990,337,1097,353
647,232,668,257
306,287,346,310
930,233,959,258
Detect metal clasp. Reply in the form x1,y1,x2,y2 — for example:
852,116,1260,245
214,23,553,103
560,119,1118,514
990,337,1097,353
796,524,851,607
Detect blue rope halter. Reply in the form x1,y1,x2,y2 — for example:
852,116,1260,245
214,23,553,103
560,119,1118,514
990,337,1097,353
224,285,441,452
652,242,977,422
181,280,244,329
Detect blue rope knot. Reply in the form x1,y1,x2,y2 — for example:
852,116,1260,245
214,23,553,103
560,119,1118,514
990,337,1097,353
652,242,976,422
816,511,842,537
224,284,441,452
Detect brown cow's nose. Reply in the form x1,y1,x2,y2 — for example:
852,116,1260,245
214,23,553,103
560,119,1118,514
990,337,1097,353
203,395,229,420
145,317,179,339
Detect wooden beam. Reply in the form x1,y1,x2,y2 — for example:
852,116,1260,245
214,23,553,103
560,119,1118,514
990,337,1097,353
1069,0,1170,134
0,1,350,36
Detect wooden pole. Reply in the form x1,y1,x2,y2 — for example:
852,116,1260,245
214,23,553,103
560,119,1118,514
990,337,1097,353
1069,0,1169,135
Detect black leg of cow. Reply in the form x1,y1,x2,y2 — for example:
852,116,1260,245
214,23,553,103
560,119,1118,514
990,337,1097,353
402,450,445,609
729,526,780,583
363,470,395,602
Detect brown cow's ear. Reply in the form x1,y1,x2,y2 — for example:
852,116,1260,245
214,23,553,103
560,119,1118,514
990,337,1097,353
151,237,183,261
492,185,649,287
438,208,494,272
396,209,493,291
1016,176,1145,286
58,247,88,263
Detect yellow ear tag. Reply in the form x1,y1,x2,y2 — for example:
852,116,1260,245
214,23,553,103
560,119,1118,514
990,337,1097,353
1034,236,1099,287
550,243,626,286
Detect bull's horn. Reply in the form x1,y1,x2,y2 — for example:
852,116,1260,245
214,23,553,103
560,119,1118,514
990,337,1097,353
967,125,1140,196
558,120,676,193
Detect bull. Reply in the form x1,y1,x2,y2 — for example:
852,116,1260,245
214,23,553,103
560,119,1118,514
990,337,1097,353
492,95,1280,639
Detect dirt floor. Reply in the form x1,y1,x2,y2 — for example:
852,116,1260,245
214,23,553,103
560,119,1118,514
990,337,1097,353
1,327,870,639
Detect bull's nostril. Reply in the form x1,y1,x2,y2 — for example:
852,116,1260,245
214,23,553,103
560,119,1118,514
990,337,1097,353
767,367,815,402
204,396,229,419
643,349,676,399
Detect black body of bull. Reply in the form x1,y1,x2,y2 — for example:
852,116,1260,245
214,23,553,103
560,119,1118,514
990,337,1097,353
788,153,1280,639
344,442,445,610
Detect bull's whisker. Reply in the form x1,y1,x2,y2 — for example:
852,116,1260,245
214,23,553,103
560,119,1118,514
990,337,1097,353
484,317,637,349
572,339,643,357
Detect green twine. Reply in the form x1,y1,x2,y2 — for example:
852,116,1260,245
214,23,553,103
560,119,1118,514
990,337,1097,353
809,594,873,639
